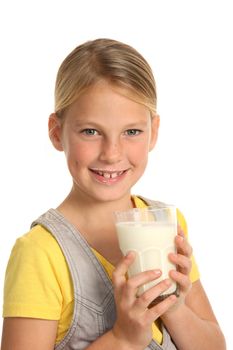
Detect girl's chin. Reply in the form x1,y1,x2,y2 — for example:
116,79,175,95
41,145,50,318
73,184,131,204
91,188,131,203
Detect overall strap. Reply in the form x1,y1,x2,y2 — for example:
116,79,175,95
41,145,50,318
31,209,115,349
137,196,168,208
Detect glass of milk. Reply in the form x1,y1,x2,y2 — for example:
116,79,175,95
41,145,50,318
114,205,179,304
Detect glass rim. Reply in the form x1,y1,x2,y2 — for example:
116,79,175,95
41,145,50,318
114,204,176,216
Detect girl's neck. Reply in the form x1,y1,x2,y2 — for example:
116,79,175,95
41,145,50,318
56,187,134,266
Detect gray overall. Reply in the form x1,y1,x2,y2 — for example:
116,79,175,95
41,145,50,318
31,198,177,350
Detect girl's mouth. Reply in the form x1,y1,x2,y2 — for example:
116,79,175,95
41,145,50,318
89,168,128,184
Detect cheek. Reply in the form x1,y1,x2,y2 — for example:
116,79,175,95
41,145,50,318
129,142,149,160
65,141,97,165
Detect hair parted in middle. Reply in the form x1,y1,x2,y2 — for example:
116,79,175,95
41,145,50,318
55,38,157,118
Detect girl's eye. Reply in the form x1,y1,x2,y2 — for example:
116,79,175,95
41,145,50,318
125,129,142,136
81,128,99,136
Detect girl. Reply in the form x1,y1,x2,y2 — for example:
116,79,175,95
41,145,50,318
1,38,226,350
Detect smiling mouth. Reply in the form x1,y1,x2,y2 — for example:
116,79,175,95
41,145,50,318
89,169,127,179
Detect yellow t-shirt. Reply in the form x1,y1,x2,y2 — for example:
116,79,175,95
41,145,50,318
3,196,199,345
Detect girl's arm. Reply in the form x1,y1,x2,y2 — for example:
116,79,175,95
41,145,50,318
162,280,226,350
160,228,226,350
1,318,58,350
1,258,176,350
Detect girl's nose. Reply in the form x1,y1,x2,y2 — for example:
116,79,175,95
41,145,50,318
99,138,123,163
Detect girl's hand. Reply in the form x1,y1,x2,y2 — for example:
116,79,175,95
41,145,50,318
111,252,177,349
166,225,193,313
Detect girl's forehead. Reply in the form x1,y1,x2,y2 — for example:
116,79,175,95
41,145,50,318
65,81,150,120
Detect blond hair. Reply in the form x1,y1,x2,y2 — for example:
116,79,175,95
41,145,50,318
55,38,157,117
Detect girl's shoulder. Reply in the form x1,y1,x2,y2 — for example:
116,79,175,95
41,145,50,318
3,224,73,320
17,224,64,255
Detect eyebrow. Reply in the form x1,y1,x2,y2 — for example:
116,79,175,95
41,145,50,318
73,119,149,128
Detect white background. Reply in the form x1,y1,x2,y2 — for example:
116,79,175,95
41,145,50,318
0,0,232,348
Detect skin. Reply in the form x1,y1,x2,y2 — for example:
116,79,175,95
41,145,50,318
1,80,226,350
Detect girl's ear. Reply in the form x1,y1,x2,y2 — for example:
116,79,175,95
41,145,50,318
149,114,160,151
48,113,64,151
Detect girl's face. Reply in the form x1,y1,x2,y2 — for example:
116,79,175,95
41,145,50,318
50,81,159,204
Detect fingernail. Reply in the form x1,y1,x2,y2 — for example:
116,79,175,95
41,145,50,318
154,269,161,275
171,270,179,277
126,251,134,259
169,252,176,258
165,279,172,286
169,295,177,302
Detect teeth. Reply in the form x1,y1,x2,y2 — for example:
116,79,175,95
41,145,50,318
103,173,111,179
94,170,124,178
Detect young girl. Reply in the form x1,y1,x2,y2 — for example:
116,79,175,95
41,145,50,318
1,39,225,350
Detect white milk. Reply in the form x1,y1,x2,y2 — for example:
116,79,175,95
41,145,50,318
116,221,177,296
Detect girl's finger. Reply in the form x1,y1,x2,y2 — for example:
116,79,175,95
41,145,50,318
169,270,191,292
177,225,185,237
134,278,173,311
120,269,162,303
175,234,193,258
146,294,177,323
112,251,136,289
169,252,192,275
124,269,161,292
